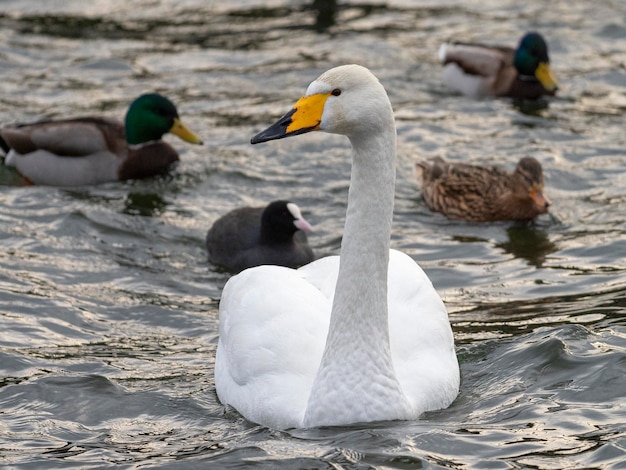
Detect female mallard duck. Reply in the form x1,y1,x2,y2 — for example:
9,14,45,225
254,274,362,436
206,200,315,273
415,156,551,222
0,93,203,186
215,65,459,429
439,32,558,99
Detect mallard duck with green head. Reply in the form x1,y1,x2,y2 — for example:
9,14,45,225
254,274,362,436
438,32,559,99
415,156,551,222
0,93,203,186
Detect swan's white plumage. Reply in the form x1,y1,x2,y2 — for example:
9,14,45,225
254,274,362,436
215,64,459,429
215,264,329,429
216,250,457,430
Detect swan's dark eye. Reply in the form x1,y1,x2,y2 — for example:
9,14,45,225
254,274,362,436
331,88,342,96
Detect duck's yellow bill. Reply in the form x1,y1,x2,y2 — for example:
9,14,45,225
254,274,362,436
251,93,330,144
535,62,558,93
170,118,203,145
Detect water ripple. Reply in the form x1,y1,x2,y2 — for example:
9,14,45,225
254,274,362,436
0,0,625,468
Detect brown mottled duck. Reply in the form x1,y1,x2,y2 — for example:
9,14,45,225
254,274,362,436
415,156,550,222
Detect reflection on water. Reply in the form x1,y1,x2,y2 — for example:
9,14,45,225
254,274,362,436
511,97,551,116
497,225,559,268
123,191,169,217
311,0,337,32
0,165,24,186
0,0,625,468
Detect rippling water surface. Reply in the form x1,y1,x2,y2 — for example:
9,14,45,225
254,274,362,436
1,0,625,468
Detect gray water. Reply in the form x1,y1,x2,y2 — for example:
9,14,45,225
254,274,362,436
0,1,625,468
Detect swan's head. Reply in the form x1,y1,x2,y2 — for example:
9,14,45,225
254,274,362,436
251,64,393,144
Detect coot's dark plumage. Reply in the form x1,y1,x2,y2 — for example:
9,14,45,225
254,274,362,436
206,200,314,273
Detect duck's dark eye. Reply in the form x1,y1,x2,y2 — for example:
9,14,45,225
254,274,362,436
331,88,342,96
154,106,170,116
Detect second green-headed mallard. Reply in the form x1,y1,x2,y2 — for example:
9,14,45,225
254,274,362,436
438,32,559,99
0,93,203,186
416,156,551,222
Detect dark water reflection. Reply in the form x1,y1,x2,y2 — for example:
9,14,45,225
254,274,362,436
123,191,169,217
0,0,625,468
497,225,559,268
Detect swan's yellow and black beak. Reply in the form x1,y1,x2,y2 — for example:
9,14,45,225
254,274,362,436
170,118,204,145
535,62,558,94
251,93,330,144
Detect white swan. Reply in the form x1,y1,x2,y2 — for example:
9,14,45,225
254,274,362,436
214,64,460,429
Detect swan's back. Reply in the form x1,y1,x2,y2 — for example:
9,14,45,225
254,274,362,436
386,250,459,412
215,251,459,428
215,263,332,429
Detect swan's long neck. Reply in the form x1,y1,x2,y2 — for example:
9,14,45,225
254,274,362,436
333,130,396,342
303,123,412,426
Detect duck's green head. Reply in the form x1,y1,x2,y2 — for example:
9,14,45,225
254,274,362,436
125,93,203,146
514,32,558,93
